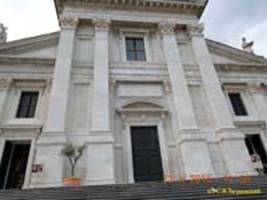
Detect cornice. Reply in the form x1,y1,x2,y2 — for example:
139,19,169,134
0,32,59,54
0,55,55,66
206,39,267,64
54,0,207,18
215,63,267,72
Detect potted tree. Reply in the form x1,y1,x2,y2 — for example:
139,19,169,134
61,143,85,186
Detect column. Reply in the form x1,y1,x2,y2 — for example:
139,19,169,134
31,16,79,188
91,18,111,132
158,22,198,130
189,24,255,176
85,18,115,185
248,81,267,121
158,22,214,178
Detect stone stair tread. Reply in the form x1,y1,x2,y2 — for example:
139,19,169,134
0,176,266,200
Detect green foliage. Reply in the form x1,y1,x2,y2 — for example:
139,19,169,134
61,143,85,177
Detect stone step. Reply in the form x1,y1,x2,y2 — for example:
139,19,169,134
0,176,266,200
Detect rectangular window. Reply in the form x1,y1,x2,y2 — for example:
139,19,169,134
16,91,39,118
228,93,248,116
126,37,146,61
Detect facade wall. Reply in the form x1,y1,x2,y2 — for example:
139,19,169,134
0,0,267,189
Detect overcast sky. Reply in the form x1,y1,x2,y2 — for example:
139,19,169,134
0,0,266,57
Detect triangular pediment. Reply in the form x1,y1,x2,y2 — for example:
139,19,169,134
0,32,59,58
207,39,267,64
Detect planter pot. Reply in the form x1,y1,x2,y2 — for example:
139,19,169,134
63,177,81,187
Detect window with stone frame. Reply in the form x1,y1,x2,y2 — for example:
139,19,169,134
16,91,39,118
125,37,146,61
228,92,248,116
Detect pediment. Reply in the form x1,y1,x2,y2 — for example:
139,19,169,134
117,100,167,113
122,102,163,110
207,39,267,65
0,32,59,59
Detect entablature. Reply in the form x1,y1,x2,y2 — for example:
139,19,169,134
55,0,207,20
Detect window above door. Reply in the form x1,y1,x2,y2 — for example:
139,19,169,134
125,37,146,62
120,29,151,63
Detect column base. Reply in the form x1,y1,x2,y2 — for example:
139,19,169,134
30,134,66,188
219,130,256,176
178,131,215,178
180,141,215,178
85,133,116,186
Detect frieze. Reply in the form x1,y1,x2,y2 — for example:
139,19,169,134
0,56,55,66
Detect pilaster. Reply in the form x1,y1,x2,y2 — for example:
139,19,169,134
189,23,254,176
0,77,12,123
32,16,79,188
247,81,267,121
189,23,234,130
85,17,115,185
158,22,214,177
43,15,79,135
158,22,197,130
91,17,111,132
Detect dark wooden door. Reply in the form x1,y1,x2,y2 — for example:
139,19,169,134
131,126,163,182
0,141,30,189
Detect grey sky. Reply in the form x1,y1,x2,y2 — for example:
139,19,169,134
0,0,266,57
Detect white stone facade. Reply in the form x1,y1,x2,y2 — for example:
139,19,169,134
0,0,267,189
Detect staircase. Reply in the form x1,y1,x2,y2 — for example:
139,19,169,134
0,176,267,200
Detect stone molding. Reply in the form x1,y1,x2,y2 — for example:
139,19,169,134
157,22,176,36
0,77,12,91
0,56,55,66
59,15,79,29
92,18,111,31
187,23,204,38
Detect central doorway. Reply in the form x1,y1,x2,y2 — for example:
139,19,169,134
0,141,31,189
131,126,163,182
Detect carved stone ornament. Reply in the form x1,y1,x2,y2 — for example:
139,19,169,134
59,15,79,29
92,18,111,31
187,23,204,38
163,80,172,93
157,22,176,36
0,78,12,91
247,81,263,94
46,78,53,93
0,23,7,43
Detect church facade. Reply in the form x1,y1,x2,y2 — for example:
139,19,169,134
0,0,267,189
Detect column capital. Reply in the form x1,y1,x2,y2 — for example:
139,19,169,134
187,23,204,38
59,15,79,29
157,21,176,36
0,77,12,91
247,81,263,94
92,18,111,31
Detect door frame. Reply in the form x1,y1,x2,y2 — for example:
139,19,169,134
0,138,35,189
125,122,170,183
